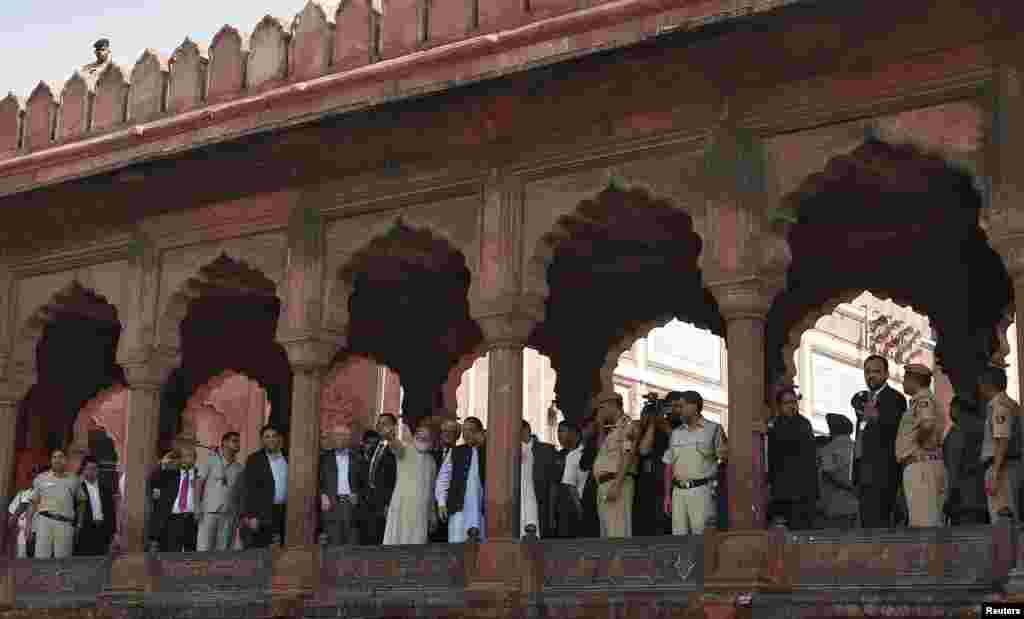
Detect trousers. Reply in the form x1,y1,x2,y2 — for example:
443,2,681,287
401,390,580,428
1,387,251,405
671,484,714,535
597,478,634,538
197,512,238,552
904,460,944,527
35,515,74,559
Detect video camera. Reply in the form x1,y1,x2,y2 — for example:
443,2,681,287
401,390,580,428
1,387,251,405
640,392,666,418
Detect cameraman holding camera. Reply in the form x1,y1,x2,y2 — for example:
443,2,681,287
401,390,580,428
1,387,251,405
632,393,671,536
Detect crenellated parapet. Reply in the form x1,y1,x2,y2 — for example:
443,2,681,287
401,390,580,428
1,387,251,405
0,0,804,165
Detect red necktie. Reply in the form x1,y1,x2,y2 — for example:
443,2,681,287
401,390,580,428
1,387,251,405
178,471,189,512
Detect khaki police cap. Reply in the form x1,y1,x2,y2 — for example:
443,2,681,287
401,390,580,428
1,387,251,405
904,363,933,378
592,390,623,407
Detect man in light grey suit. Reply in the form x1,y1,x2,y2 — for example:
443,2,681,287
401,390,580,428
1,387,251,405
196,432,244,552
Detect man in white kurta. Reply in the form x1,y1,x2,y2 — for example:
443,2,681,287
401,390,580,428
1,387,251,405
383,424,438,545
436,417,486,542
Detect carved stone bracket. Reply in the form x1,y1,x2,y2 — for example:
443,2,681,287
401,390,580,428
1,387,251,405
471,293,545,350
709,276,780,322
280,337,334,373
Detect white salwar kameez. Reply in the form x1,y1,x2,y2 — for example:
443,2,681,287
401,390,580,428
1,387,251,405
435,447,485,543
521,439,540,538
383,442,438,545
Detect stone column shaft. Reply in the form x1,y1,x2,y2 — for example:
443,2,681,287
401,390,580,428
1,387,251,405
121,385,161,552
723,315,765,530
285,366,323,546
0,400,16,549
485,345,523,540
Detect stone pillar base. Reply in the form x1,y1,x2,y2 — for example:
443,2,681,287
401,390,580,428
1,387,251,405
464,538,541,619
269,545,320,618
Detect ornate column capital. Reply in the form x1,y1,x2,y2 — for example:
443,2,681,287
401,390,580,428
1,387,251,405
708,276,780,321
471,293,545,350
119,346,178,391
280,337,334,374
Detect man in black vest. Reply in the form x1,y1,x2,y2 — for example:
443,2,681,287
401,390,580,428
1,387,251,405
854,354,907,528
436,417,486,543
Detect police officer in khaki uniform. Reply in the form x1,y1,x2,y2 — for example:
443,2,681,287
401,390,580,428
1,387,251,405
592,391,637,538
979,365,1021,520
895,363,946,527
661,390,726,535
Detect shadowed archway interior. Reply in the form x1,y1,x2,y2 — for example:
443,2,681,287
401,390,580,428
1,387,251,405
530,186,722,424
340,220,483,432
15,293,124,489
766,140,1012,404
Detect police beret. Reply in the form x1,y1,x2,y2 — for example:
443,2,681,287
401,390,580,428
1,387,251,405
593,390,623,406
904,363,932,378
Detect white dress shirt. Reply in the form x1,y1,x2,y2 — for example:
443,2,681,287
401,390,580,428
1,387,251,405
171,469,196,515
269,453,288,505
561,445,587,498
84,480,103,521
335,449,353,496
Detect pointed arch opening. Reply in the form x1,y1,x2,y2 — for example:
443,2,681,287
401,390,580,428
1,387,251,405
528,185,721,425
766,139,1012,407
334,219,483,432
12,281,124,490
156,253,292,452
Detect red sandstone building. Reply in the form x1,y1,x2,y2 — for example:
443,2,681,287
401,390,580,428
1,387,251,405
0,0,1022,617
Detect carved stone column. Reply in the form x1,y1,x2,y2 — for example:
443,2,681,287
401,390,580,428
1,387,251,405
711,278,776,531
282,340,332,547
0,379,27,555
119,362,168,553
465,307,542,618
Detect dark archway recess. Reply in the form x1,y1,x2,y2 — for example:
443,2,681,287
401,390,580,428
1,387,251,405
529,186,722,425
15,310,124,489
158,293,293,450
765,140,1012,405
342,222,483,432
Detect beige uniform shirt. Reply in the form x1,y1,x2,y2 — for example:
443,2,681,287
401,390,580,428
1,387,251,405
32,472,84,519
662,418,723,482
895,389,945,464
594,416,636,480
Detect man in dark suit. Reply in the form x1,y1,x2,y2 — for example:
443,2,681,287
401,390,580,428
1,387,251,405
319,425,368,546
241,424,288,548
74,457,116,555
364,414,398,545
854,354,907,528
521,420,558,538
149,447,200,552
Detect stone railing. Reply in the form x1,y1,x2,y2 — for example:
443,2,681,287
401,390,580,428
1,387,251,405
4,526,1017,617
0,0,800,167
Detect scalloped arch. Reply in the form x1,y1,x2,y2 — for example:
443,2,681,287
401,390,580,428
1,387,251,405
9,280,120,377
156,253,279,351
525,183,703,306
324,216,474,344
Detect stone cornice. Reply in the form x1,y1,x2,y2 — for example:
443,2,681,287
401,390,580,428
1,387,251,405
6,235,134,277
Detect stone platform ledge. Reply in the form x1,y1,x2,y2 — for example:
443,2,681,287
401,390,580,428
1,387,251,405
0,526,1019,618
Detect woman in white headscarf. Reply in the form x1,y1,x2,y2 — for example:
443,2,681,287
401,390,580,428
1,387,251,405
383,421,439,545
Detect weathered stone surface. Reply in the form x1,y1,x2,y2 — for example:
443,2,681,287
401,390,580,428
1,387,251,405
334,0,374,71
247,15,291,91
12,556,111,608
59,72,92,140
91,63,129,133
528,0,578,20
429,0,475,45
129,50,169,123
0,93,23,159
168,38,208,114
477,0,525,32
207,25,248,102
291,1,338,82
23,82,58,151
380,0,421,59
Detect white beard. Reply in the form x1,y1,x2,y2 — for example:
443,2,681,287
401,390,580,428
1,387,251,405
414,440,431,453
